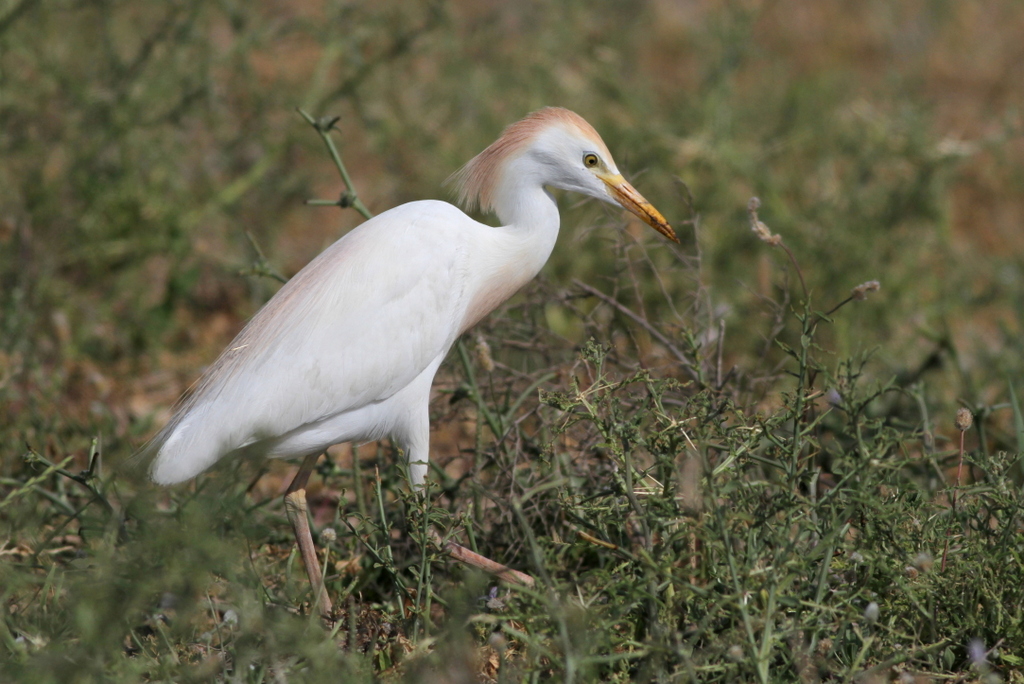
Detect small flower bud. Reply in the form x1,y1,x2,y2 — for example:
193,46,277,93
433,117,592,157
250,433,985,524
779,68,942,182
475,333,495,373
747,197,782,246
955,407,973,432
912,552,933,573
320,527,337,543
488,631,507,651
968,638,987,665
851,280,881,301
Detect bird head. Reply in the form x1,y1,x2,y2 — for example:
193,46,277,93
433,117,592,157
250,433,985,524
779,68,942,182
452,108,678,242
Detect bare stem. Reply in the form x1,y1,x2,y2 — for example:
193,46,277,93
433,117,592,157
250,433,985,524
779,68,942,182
748,197,808,302
824,295,855,317
573,279,699,381
778,242,809,303
297,108,374,220
241,230,287,284
940,430,966,572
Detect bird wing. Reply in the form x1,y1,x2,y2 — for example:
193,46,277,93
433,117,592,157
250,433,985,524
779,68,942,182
145,200,475,483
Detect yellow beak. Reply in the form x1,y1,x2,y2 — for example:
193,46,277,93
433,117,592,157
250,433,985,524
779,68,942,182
600,174,678,242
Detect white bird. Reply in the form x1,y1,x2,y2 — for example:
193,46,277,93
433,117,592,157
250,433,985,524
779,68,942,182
140,107,676,615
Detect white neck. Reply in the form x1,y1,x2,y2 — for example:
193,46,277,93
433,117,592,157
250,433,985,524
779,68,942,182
494,181,561,274
458,182,562,333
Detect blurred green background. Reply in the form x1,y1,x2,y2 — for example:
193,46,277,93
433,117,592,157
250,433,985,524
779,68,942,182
2,0,1021,467
2,0,1024,458
2,0,1024,679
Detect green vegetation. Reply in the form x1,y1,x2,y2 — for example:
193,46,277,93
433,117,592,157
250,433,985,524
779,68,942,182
2,0,1023,681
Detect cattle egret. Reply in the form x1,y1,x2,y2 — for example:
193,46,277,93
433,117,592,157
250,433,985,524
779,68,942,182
141,107,676,616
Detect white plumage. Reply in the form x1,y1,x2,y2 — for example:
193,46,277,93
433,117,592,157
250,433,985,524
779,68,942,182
143,107,676,490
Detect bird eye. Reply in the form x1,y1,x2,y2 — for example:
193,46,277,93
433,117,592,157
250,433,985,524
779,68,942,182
583,153,599,168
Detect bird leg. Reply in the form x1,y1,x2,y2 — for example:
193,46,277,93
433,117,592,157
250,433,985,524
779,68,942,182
406,455,532,585
431,529,535,587
407,463,534,586
284,453,334,618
